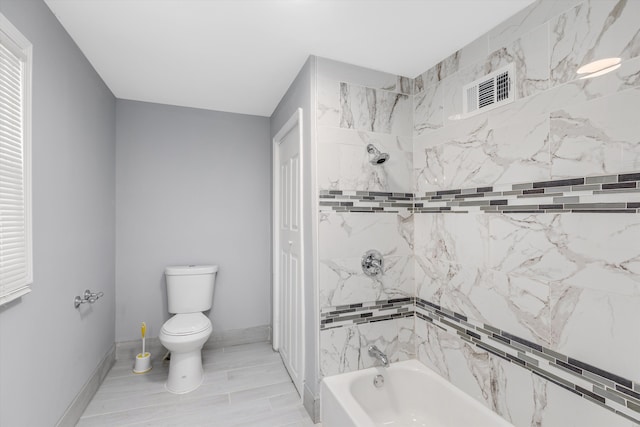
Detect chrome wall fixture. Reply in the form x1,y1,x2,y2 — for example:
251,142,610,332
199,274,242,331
74,289,104,308
361,249,384,276
366,144,390,165
368,344,390,367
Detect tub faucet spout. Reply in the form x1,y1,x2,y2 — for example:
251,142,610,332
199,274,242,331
368,345,389,367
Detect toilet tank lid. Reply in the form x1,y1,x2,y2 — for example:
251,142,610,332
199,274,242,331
165,265,218,276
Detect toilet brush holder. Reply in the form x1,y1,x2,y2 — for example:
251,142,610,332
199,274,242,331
133,352,152,374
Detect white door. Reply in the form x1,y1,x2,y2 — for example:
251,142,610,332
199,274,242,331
273,109,304,398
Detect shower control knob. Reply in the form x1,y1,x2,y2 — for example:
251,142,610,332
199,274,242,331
362,249,384,277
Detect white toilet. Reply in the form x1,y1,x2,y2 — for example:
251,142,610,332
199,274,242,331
159,264,217,394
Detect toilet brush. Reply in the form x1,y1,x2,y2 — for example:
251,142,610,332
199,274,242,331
133,322,152,374
141,322,147,356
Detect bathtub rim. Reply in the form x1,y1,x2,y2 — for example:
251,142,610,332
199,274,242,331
320,359,514,427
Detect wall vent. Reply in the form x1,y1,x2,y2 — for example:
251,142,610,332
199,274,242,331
463,63,515,116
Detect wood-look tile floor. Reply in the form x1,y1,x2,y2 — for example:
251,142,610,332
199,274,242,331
77,342,315,427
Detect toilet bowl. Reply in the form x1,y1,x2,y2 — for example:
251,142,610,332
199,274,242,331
158,265,218,394
159,312,212,394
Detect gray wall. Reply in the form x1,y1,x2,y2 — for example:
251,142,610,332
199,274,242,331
115,100,271,341
0,1,116,426
269,56,319,410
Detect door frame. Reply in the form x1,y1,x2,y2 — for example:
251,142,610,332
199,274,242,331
272,108,305,394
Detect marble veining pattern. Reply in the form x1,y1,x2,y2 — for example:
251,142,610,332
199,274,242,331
435,22,550,127
487,55,640,128
317,57,410,94
415,36,489,93
339,83,412,137
486,22,550,99
550,88,640,178
488,0,582,51
415,317,638,427
316,130,413,193
319,317,413,378
550,0,640,88
413,83,443,135
315,2,640,425
318,212,413,260
319,254,414,308
414,113,550,193
415,209,640,371
414,299,640,425
320,294,640,424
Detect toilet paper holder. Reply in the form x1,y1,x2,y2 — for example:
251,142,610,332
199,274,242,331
74,289,104,308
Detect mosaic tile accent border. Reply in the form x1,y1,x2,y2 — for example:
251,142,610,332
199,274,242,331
319,296,640,423
320,297,414,330
414,172,640,214
414,297,640,424
319,172,640,214
319,190,414,213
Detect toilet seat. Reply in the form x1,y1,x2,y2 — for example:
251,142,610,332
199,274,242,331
161,313,211,336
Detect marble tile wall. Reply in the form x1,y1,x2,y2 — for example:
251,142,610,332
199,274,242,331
316,58,415,379
412,0,640,425
414,298,640,425
317,58,413,194
314,1,640,425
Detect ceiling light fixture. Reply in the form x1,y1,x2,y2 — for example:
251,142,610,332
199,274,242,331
577,57,622,79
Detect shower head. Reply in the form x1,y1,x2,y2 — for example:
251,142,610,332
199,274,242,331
371,152,390,165
366,144,390,165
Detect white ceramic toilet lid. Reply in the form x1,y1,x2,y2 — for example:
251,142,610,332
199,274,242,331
161,313,211,336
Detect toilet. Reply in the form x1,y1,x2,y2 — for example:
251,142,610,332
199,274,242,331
159,264,217,394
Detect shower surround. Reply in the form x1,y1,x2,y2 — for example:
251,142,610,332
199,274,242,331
317,57,416,380
314,0,640,425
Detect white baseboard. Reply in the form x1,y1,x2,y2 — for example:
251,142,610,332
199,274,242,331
55,345,115,427
56,325,273,426
116,324,272,361
303,383,320,424
205,324,271,349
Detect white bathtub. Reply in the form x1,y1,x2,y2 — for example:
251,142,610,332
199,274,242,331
321,359,513,427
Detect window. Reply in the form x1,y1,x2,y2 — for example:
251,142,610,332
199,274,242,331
0,12,32,306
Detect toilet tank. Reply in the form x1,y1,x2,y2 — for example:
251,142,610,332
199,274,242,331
165,265,218,313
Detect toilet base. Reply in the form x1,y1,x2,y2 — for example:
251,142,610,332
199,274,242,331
165,350,204,394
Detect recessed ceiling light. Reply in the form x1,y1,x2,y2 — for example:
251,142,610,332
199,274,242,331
577,57,622,79
579,63,621,79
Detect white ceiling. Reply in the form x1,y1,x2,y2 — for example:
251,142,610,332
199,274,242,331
44,0,534,117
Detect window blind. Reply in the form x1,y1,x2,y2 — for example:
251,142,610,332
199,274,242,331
0,14,32,306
